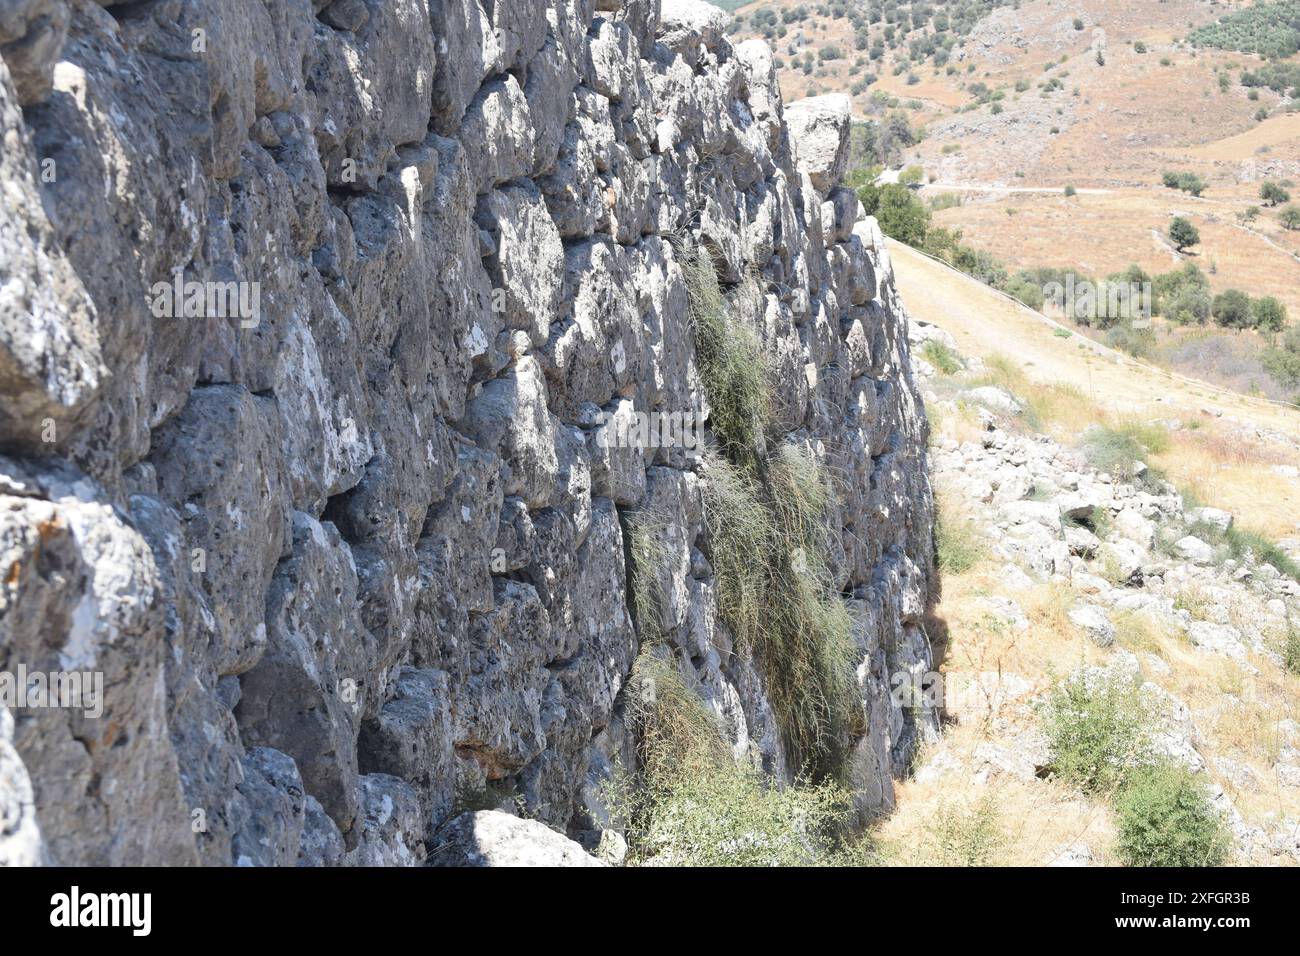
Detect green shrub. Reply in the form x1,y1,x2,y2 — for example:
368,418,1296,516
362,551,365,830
928,191,963,211
1162,170,1207,197
1211,288,1252,328
857,181,932,246
1105,321,1157,359
1163,285,1212,325
614,650,857,867
1042,669,1154,794
1114,762,1229,867
1285,626,1300,675
634,761,856,866
1181,516,1300,580
1263,327,1300,387
1168,216,1200,251
1250,295,1287,332
899,164,925,185
1261,181,1291,206
1081,422,1169,482
1223,527,1300,580
929,794,1006,865
936,489,986,574
1152,261,1210,320
683,246,769,460
1000,274,1046,310
921,339,963,374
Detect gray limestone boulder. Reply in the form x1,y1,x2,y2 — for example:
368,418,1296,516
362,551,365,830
429,810,606,867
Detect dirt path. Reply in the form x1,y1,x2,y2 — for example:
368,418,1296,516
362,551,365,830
889,237,1298,429
889,236,1300,536
919,182,1114,196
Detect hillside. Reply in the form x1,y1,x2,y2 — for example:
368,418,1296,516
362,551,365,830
881,236,1300,865
0,0,931,868
1,0,1297,880
726,0,1300,399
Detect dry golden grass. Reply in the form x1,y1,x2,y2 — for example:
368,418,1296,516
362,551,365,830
1154,441,1300,540
1174,428,1293,468
932,189,1300,323
1174,113,1300,163
893,239,1300,536
877,732,1118,867
878,525,1118,864
909,526,1300,862
1112,609,1180,657
916,385,1300,863
928,399,986,446
1148,634,1300,838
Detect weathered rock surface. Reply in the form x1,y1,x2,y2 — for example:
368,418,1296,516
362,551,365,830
429,810,605,867
0,0,933,864
918,330,1300,865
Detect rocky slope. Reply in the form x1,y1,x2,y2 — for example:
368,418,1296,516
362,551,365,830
900,322,1300,865
0,0,933,865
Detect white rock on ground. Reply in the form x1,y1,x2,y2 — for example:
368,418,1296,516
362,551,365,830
429,811,606,867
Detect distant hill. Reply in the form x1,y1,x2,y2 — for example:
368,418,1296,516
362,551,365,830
1190,0,1300,58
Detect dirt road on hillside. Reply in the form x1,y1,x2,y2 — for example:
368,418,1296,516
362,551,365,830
887,237,1300,434
920,183,1113,196
889,235,1300,540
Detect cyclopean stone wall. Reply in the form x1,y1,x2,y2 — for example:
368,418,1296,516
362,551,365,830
0,0,934,865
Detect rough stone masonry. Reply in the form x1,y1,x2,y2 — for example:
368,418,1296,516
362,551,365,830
0,0,934,865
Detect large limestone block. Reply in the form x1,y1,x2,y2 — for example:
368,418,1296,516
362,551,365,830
784,94,852,195
429,810,606,866
657,0,728,57
0,56,103,451
0,0,68,104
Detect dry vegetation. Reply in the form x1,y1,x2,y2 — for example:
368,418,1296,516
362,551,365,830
876,395,1300,866
892,238,1300,539
728,0,1300,399
721,0,1300,865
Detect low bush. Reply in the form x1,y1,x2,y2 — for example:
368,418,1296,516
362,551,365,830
1042,669,1154,795
1224,527,1300,580
1105,321,1156,359
1114,762,1229,867
1162,170,1207,197
921,339,963,375
1182,517,1300,581
614,650,857,866
1285,626,1300,675
929,794,1007,866
1080,422,1169,483
936,487,987,574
